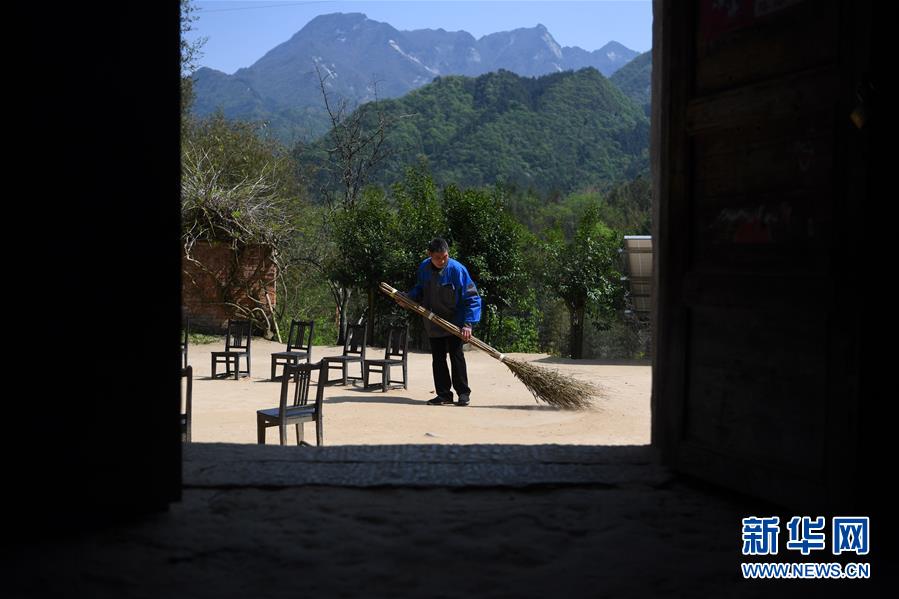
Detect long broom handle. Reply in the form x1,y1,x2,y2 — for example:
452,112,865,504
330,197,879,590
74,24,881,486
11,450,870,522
379,282,507,362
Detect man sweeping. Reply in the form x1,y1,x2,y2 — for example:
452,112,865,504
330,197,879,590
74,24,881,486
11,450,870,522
406,238,482,406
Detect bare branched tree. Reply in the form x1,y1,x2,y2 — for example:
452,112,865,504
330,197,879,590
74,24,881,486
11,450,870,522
299,64,411,343
315,64,401,210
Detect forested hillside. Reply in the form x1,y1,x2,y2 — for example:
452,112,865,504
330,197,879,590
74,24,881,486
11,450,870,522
297,67,650,195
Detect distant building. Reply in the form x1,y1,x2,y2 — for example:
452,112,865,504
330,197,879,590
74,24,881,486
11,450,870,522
621,235,652,354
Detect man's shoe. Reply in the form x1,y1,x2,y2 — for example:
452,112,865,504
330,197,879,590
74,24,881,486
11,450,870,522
427,396,454,405
456,394,470,406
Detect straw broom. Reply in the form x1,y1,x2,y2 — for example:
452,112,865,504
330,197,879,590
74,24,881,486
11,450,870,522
380,282,601,410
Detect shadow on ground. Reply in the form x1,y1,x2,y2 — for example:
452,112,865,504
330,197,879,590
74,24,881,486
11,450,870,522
324,394,423,406
532,356,652,367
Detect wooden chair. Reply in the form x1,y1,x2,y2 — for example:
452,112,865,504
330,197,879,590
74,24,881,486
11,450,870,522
181,326,189,369
211,319,252,380
270,319,314,380
364,325,408,392
257,361,324,446
181,366,193,443
321,323,367,386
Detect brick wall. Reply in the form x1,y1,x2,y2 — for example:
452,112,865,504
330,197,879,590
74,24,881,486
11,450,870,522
182,241,277,334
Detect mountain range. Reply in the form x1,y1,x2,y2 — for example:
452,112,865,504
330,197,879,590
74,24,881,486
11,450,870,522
191,12,643,144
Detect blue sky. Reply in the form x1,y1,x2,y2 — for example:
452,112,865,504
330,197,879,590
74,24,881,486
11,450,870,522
185,0,653,75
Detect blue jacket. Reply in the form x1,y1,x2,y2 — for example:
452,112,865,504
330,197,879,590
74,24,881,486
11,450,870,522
408,258,481,332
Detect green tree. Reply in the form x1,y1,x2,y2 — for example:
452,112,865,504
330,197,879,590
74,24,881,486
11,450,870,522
388,165,449,348
180,0,206,121
183,112,299,199
328,188,405,342
604,175,652,235
542,204,624,359
442,184,535,350
392,164,447,283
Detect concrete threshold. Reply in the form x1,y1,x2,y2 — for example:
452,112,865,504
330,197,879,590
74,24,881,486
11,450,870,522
184,442,668,488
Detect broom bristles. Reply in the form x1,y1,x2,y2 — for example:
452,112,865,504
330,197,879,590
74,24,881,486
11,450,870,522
503,358,602,410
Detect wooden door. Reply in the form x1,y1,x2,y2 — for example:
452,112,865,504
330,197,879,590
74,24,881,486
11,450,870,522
652,0,872,508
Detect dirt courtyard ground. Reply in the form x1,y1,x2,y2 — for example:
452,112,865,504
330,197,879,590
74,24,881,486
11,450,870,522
186,338,652,446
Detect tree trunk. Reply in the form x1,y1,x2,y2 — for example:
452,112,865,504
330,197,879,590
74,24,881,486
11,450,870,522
569,304,586,359
336,287,351,346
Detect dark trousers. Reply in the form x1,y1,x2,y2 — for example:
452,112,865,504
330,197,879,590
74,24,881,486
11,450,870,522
429,335,470,399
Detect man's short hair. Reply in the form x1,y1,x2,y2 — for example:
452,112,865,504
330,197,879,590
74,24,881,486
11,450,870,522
428,238,449,254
